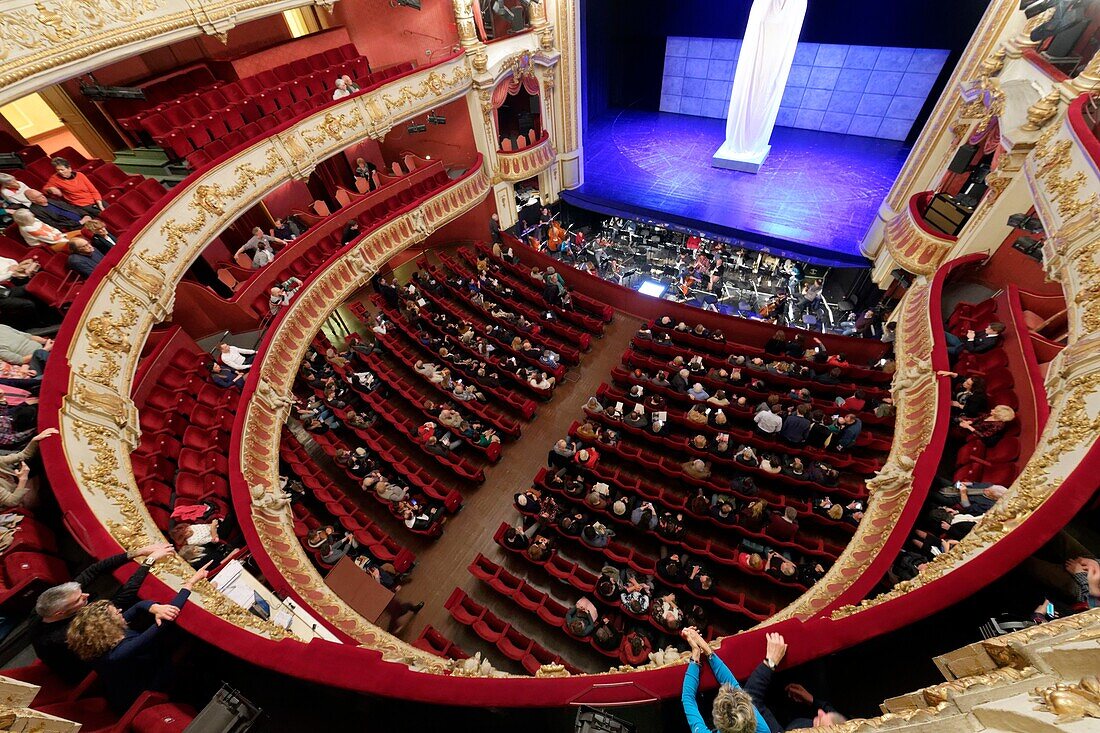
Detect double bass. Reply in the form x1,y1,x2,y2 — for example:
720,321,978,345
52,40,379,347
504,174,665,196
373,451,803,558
546,219,567,253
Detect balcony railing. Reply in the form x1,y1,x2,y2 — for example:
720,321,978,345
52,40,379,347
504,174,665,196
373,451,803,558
496,131,555,181
884,191,960,276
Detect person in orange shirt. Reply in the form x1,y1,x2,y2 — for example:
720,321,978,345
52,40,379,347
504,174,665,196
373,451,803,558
44,158,104,216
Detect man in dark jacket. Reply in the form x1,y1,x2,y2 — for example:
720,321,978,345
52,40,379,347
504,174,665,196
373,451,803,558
25,188,88,230
30,543,175,682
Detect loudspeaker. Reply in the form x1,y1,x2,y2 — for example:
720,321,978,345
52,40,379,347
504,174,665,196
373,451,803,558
948,144,978,173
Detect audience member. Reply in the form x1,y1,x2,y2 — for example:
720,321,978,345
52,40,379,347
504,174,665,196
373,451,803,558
67,237,104,278
45,158,104,214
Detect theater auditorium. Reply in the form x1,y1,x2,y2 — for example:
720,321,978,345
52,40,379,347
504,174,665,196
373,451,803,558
0,0,1096,730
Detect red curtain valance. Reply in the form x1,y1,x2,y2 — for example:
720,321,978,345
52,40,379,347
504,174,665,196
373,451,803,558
491,72,541,108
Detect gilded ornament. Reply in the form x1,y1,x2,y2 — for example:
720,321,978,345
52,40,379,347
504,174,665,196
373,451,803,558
1022,88,1062,131
381,66,471,112
1032,677,1100,722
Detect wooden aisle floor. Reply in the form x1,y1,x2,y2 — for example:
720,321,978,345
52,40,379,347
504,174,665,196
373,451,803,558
391,309,643,674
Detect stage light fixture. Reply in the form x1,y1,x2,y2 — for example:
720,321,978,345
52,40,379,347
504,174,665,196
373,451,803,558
1012,235,1045,261
407,123,428,134
390,0,421,8
427,112,447,125
1007,213,1045,233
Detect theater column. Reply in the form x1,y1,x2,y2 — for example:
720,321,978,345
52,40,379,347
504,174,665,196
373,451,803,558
548,0,583,190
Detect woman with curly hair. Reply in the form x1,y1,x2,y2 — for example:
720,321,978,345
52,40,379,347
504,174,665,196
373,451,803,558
680,626,779,733
66,564,209,711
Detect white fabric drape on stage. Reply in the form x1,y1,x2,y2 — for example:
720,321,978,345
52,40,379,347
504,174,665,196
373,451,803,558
719,0,807,163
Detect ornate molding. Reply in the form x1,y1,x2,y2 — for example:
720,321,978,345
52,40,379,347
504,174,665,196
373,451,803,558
882,193,958,276
47,54,483,642
239,162,492,661
496,134,555,181
0,0,338,105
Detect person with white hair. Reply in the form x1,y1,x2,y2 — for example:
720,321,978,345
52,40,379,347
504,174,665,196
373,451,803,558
11,208,68,249
30,542,176,682
0,173,31,207
332,77,351,100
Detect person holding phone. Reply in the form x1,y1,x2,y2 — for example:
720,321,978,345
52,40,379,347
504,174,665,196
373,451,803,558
0,427,57,508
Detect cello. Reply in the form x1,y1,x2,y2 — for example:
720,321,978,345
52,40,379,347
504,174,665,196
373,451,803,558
547,219,567,253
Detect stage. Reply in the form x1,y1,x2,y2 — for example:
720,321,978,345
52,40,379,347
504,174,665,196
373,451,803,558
564,109,911,267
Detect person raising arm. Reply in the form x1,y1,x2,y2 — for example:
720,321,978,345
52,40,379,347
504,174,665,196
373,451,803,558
681,625,774,733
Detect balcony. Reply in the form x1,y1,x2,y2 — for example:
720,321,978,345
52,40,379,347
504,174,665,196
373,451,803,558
884,191,960,276
496,131,555,181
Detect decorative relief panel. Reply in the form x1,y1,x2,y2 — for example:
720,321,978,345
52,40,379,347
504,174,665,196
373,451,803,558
882,193,958,276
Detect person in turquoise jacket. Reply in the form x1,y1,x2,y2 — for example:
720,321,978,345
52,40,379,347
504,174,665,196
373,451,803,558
680,626,786,733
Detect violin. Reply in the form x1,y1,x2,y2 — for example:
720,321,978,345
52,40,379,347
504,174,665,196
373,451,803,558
547,220,567,252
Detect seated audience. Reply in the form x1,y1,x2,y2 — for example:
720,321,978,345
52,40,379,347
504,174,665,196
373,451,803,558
67,237,104,278
46,158,104,214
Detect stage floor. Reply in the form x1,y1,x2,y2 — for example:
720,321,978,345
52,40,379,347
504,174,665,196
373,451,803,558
567,110,911,267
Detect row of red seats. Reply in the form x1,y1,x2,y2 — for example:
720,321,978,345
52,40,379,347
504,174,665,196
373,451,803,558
7,146,150,206
443,587,581,675
280,430,415,572
495,519,734,638
626,343,893,429
511,499,775,622
240,168,451,315
0,233,82,310
467,553,650,664
307,410,463,516
595,381,882,474
946,299,1022,487
560,436,854,541
435,250,594,350
412,625,470,661
420,257,585,365
474,242,615,323
652,318,892,385
356,344,522,440
110,65,222,124
308,359,486,482
123,45,363,151
383,287,555,401
473,547,721,643
339,352,502,464
451,247,607,336
132,348,236,531
374,322,538,421
633,333,891,406
577,394,869,502
1,663,196,733
0,513,68,613
415,260,577,372
613,360,892,452
536,459,819,593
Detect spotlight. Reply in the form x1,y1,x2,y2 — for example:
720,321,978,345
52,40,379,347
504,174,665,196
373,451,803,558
1012,235,1045,261
1007,213,1044,233
390,0,421,8
407,123,427,134
427,113,447,125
